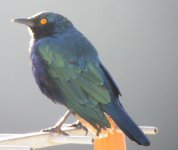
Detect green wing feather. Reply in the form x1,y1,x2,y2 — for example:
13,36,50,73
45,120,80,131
37,42,112,129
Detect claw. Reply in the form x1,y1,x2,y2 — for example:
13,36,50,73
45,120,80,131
41,110,72,135
70,121,88,135
42,126,69,135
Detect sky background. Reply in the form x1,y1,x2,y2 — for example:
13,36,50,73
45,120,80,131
0,0,177,150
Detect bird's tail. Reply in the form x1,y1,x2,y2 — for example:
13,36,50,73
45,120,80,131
101,99,150,146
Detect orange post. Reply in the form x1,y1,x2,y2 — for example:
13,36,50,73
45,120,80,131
94,115,126,150
77,115,127,150
94,131,126,150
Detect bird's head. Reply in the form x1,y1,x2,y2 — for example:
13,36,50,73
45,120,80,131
13,12,73,39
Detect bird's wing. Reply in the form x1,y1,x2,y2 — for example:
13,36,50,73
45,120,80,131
36,41,114,129
37,40,113,104
100,63,121,97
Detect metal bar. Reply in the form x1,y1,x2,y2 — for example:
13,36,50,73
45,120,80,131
50,135,93,145
0,125,158,149
0,133,93,149
0,146,31,150
139,126,158,135
0,125,93,150
62,124,158,135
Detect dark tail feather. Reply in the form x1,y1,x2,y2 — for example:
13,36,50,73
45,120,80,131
101,100,150,146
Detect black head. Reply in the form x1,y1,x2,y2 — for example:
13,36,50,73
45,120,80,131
13,12,73,39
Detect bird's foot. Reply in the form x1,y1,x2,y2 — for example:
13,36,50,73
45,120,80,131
41,110,72,135
70,121,88,135
42,126,69,135
96,127,102,137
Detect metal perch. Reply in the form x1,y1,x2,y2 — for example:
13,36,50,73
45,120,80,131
0,124,158,149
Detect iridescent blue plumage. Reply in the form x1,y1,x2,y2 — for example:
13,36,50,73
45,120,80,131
14,12,150,146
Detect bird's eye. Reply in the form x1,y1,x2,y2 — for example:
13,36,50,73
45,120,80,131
40,18,48,25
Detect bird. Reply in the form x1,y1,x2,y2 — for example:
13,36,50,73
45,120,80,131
13,12,150,146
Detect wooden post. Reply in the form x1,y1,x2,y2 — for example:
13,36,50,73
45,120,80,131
94,131,126,150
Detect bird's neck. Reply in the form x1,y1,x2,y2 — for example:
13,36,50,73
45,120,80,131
30,26,56,40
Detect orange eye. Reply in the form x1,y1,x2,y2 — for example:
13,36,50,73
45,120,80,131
40,18,47,25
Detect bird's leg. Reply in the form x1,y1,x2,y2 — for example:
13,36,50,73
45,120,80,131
70,120,88,135
42,110,71,135
96,127,101,136
54,110,72,128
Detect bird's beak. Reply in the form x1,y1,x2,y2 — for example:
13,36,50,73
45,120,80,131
12,18,35,27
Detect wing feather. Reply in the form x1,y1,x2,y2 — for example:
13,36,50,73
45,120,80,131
37,41,113,129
